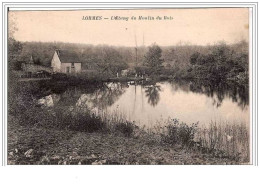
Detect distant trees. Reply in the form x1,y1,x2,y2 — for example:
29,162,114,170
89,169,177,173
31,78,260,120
17,42,128,75
101,47,128,74
19,42,59,67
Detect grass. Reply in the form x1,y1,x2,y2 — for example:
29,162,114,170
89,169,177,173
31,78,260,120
160,119,249,162
195,121,249,162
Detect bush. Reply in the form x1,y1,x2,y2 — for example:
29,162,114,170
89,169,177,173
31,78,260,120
58,109,105,132
115,121,135,137
162,119,198,147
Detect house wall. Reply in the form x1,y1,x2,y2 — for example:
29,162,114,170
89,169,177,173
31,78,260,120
51,51,61,72
74,63,81,73
51,50,82,74
61,63,72,73
61,63,81,74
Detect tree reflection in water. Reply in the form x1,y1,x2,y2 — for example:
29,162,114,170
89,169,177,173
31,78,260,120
38,79,248,114
77,82,127,110
144,84,162,107
93,82,128,109
172,80,249,110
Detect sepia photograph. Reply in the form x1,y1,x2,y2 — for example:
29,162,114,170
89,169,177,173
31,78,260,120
7,7,251,165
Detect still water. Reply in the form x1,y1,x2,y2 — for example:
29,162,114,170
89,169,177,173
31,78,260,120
39,80,250,129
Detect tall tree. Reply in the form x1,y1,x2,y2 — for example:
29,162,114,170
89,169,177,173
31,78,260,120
8,12,23,71
8,38,23,71
144,44,164,69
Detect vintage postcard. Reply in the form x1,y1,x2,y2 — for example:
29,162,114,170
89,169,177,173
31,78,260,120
7,7,251,165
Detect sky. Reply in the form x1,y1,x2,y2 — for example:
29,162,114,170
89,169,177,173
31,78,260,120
9,8,249,47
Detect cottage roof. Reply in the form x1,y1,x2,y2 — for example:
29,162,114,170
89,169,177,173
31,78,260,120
56,49,81,63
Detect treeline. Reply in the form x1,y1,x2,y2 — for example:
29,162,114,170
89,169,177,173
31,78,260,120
9,38,249,83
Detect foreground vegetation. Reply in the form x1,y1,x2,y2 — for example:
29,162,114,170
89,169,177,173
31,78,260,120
9,116,247,165
8,79,249,164
160,119,249,162
8,112,249,165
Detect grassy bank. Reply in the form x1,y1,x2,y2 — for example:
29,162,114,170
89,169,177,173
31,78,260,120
8,115,244,165
8,105,249,164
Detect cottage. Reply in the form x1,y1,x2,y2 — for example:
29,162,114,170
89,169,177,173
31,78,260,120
51,49,82,74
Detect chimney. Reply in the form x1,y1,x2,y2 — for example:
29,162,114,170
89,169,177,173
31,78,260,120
55,49,60,56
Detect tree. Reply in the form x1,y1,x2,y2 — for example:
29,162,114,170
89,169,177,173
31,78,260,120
101,47,128,74
8,38,23,71
144,44,164,69
8,12,24,71
187,42,250,82
190,52,200,65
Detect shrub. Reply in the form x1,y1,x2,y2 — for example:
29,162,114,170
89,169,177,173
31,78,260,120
59,109,105,132
162,119,198,147
115,121,135,137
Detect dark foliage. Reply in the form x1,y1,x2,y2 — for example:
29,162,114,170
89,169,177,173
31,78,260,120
162,119,198,147
115,122,135,137
8,38,23,71
188,43,248,83
144,44,164,73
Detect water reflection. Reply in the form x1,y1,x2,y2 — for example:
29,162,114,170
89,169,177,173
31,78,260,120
144,84,162,107
37,82,128,110
37,80,249,128
37,80,249,112
77,82,127,110
171,80,249,110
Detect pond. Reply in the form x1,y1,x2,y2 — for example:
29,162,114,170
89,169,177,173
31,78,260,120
38,80,250,129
